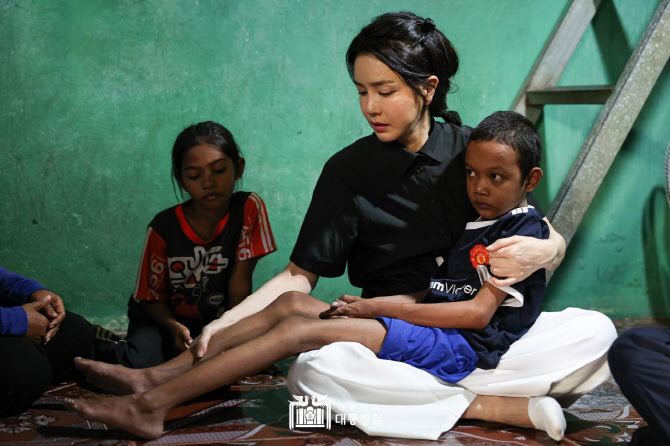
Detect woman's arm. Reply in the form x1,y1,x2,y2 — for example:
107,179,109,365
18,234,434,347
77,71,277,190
486,217,565,287
223,261,318,324
325,282,507,329
192,261,319,357
543,218,566,270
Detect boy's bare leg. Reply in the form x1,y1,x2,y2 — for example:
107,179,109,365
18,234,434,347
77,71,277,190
462,395,565,441
75,292,330,395
66,316,386,439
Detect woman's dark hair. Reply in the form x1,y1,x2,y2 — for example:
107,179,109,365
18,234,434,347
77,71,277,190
171,121,243,191
346,11,461,126
469,111,542,181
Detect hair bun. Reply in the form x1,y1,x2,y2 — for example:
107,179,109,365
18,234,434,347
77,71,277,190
420,18,435,33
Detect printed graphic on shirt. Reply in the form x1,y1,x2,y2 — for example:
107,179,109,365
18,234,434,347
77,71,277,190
133,192,276,321
168,246,229,290
429,278,479,301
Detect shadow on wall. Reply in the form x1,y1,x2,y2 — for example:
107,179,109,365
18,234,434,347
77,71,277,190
592,0,634,84
642,186,670,317
531,0,634,210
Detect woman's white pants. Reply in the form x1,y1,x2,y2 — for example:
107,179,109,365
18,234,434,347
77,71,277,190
287,307,617,439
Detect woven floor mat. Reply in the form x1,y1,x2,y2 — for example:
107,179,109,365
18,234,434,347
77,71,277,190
0,366,641,445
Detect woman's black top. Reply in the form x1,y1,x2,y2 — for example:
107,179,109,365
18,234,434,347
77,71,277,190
291,121,480,298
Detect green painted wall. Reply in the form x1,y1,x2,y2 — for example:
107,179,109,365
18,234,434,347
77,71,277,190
1,0,668,327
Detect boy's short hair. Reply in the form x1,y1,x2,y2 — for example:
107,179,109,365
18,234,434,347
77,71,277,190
469,111,542,180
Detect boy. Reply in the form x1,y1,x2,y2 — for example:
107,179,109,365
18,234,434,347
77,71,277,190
66,111,564,441
328,110,548,376
422,109,548,370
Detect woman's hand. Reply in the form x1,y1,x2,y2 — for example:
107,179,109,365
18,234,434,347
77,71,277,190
486,235,559,287
169,321,193,352
191,317,230,358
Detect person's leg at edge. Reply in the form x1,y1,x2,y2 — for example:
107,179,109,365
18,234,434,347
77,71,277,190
608,326,670,445
74,291,330,395
45,311,95,382
92,299,171,368
65,315,386,439
0,311,94,416
0,337,52,417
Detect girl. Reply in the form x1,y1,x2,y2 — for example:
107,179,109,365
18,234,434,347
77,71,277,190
100,121,276,368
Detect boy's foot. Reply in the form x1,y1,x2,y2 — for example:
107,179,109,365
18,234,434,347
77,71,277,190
64,394,165,440
74,357,151,395
528,396,566,441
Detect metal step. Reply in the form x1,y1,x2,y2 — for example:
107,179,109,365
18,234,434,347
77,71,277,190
511,0,602,123
526,85,614,105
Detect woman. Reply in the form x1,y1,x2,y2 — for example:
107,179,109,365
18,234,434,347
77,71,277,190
193,12,566,355
194,11,614,438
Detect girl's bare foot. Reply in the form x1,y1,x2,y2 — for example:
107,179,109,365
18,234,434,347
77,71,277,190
63,394,166,440
74,357,153,395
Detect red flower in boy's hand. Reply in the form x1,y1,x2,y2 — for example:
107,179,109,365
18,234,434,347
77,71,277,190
470,244,490,269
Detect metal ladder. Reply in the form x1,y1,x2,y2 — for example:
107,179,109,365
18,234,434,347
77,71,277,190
511,0,670,247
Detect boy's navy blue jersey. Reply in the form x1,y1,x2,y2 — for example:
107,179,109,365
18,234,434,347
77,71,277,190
424,206,550,369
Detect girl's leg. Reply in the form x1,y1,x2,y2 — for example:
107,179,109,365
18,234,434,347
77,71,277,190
97,305,170,368
75,291,330,394
66,316,386,439
462,395,565,441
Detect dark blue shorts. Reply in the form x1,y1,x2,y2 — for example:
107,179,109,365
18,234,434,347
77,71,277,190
376,317,478,383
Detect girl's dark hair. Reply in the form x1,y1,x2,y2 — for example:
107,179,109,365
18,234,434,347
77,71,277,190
171,121,242,190
346,11,461,126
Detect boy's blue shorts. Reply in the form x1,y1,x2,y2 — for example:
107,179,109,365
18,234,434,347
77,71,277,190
376,317,479,383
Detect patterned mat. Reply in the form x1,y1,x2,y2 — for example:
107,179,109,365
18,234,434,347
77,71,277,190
0,364,643,445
